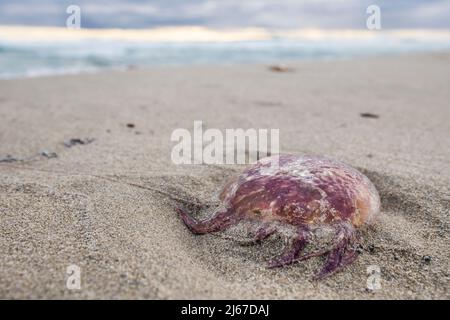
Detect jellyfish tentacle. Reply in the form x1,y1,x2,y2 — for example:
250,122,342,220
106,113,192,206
295,249,330,262
177,207,238,234
253,224,277,242
238,223,277,246
314,221,359,279
267,226,310,268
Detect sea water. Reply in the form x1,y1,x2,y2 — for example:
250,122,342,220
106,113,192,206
1,36,449,79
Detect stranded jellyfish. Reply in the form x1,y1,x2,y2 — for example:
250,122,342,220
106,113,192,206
177,154,381,279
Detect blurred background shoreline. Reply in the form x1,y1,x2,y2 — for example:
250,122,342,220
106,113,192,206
2,0,450,79
2,25,450,79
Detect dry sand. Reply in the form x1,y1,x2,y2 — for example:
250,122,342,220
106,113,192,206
0,53,449,299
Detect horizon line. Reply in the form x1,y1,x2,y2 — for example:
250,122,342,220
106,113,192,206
1,25,450,42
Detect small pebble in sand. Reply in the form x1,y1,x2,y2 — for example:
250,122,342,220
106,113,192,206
269,64,292,72
178,154,381,279
360,113,380,119
41,150,57,159
0,155,17,163
356,244,364,254
422,255,432,263
64,138,95,148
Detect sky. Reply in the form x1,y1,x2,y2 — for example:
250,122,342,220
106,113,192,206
0,0,449,30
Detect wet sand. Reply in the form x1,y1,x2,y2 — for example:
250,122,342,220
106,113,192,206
0,53,449,299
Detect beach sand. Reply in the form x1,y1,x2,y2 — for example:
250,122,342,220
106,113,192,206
0,53,449,299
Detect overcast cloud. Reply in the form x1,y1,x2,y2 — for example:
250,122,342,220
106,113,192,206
0,0,449,29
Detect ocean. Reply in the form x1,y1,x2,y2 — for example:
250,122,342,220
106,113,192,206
1,28,450,79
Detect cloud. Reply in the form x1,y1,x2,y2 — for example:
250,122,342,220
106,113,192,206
0,0,449,29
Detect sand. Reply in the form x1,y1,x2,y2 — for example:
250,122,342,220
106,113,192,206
0,53,449,299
